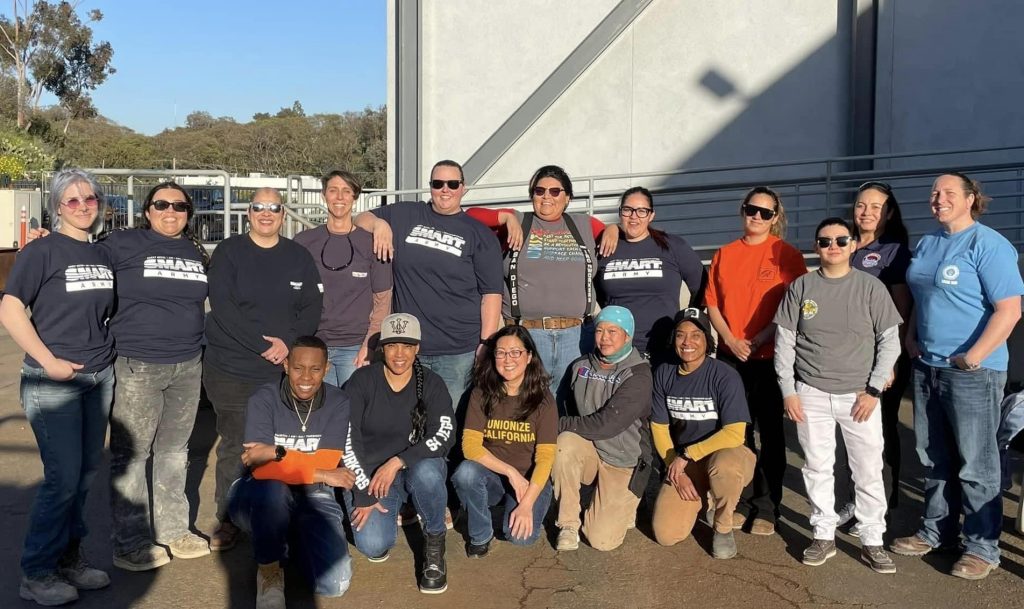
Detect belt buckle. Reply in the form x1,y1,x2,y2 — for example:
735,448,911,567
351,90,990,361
541,316,554,330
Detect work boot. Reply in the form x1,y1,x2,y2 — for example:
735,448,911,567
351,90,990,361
58,542,110,590
256,562,285,609
889,534,937,557
163,533,211,559
712,531,737,559
19,574,78,606
113,544,170,572
951,554,997,580
861,545,896,574
556,527,580,551
419,531,448,594
210,520,239,552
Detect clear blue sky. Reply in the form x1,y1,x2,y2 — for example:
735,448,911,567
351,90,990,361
77,1,386,135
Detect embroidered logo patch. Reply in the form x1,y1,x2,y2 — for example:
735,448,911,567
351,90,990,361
801,299,819,320
941,265,960,286
389,318,409,335
861,252,882,268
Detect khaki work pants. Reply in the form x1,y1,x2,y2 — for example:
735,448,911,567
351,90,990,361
552,432,640,551
651,445,755,546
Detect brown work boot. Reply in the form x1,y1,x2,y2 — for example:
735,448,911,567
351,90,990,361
731,512,747,530
889,534,934,557
750,517,775,536
210,521,239,552
951,554,997,580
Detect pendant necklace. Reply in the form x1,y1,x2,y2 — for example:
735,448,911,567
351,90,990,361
289,393,313,433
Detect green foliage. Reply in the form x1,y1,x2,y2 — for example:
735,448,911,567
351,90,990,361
0,128,54,170
0,154,27,179
0,1,115,129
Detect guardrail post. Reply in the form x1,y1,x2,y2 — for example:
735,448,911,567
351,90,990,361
127,175,135,227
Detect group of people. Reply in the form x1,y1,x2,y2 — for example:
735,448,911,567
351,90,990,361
1,161,1020,607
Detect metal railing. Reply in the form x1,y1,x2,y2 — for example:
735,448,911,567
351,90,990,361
361,145,1024,260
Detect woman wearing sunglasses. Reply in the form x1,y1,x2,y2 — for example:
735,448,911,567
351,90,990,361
892,173,1024,580
1,169,115,605
484,165,609,399
452,325,557,557
832,182,913,534
705,186,807,536
774,217,902,573
595,186,706,364
294,170,393,387
204,187,323,552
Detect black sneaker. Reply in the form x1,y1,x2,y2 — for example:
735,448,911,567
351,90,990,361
802,539,837,566
419,532,448,594
466,539,490,559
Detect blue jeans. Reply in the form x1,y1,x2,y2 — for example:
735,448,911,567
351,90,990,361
110,354,202,554
229,476,351,597
452,460,552,546
912,362,1005,565
325,344,362,388
20,364,114,577
418,351,474,411
342,457,448,558
527,322,594,413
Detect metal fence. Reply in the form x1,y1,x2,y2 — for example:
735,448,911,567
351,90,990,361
363,145,1024,261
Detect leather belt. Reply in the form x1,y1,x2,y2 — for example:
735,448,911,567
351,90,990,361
506,317,583,330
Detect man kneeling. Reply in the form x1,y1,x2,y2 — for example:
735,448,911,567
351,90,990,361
650,309,755,558
228,336,355,608
552,306,653,551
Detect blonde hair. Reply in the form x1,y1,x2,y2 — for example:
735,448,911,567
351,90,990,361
741,186,787,239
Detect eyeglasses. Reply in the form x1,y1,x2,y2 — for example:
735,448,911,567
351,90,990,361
151,200,191,213
494,349,526,360
430,179,463,190
321,233,354,272
742,204,776,220
62,195,100,209
532,186,564,198
816,236,853,248
250,202,283,213
619,206,652,218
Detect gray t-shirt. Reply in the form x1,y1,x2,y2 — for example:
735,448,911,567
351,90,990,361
774,268,902,394
502,212,598,319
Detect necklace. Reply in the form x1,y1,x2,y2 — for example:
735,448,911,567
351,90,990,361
288,393,314,432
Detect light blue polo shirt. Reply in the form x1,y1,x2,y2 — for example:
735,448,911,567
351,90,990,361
907,222,1024,371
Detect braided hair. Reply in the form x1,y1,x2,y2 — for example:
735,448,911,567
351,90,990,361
408,358,427,444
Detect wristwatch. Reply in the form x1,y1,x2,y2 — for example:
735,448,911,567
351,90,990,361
864,386,882,398
274,445,286,462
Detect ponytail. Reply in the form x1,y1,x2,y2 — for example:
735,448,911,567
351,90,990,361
408,358,427,445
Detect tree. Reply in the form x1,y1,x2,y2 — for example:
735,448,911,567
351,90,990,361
0,1,114,130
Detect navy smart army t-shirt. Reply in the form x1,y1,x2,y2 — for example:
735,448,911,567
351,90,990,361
372,202,503,355
596,235,706,352
651,358,750,449
5,232,115,373
102,229,208,363
851,236,910,288
244,382,351,454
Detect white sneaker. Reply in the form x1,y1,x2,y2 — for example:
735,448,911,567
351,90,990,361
556,527,579,551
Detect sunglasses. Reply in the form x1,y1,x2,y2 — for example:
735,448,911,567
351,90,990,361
742,204,776,220
816,236,853,248
250,202,283,213
62,195,100,209
430,179,463,190
532,186,564,198
151,200,191,213
619,206,652,218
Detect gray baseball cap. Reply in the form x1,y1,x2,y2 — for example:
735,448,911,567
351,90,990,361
380,313,421,345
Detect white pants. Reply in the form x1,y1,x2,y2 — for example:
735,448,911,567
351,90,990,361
794,381,887,546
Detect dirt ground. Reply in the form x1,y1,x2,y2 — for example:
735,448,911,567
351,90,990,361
0,329,1022,609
